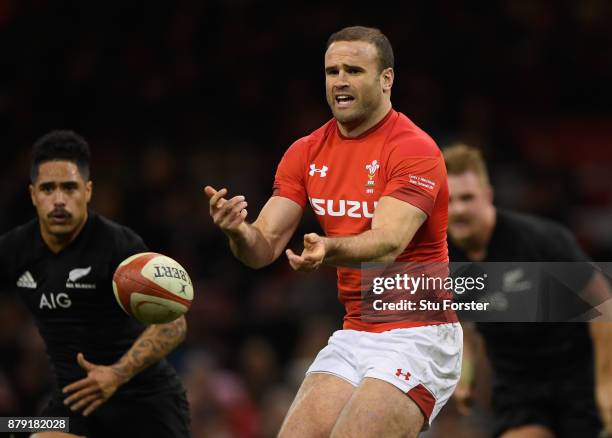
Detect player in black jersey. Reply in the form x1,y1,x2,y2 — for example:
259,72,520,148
0,131,190,438
443,144,612,438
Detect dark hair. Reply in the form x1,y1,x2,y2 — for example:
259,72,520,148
326,26,394,72
31,130,91,182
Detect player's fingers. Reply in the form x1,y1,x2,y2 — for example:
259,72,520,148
69,393,100,412
215,197,227,210
77,353,95,371
218,202,248,229
303,259,320,270
302,255,321,265
226,195,245,204
230,203,248,222
63,377,94,394
203,186,217,199
286,249,302,270
304,233,319,244
223,196,246,212
286,250,317,271
64,385,100,405
214,198,245,223
208,188,228,208
225,209,248,229
223,200,247,217
83,399,105,417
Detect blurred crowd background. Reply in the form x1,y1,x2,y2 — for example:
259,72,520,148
0,1,611,437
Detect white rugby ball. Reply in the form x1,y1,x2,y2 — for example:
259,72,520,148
113,252,193,324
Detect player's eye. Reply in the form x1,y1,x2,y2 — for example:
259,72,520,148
40,184,55,193
61,183,79,193
326,68,339,76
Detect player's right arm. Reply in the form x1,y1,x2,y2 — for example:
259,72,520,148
205,186,302,269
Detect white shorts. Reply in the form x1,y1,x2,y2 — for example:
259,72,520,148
306,323,463,428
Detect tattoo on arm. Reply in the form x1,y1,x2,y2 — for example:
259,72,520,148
111,316,187,383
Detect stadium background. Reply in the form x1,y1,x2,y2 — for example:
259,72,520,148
0,1,611,436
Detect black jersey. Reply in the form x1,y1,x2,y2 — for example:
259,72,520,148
0,211,183,395
448,209,594,378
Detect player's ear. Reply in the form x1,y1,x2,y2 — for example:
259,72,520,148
381,67,394,93
486,185,494,204
85,180,93,203
29,184,37,207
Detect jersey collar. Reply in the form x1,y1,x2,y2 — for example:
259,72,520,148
335,108,395,140
37,210,96,255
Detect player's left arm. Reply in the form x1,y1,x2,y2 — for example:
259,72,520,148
63,316,187,416
590,322,612,434
286,196,426,270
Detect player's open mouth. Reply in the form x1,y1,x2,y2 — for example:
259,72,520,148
335,95,355,107
450,220,471,232
49,211,71,224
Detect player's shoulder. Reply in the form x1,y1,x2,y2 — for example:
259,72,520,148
287,119,336,151
497,209,589,262
387,111,440,157
0,219,41,277
0,218,39,250
92,213,146,249
90,213,148,267
497,209,573,243
280,119,336,167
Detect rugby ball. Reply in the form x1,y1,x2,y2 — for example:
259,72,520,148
112,252,193,324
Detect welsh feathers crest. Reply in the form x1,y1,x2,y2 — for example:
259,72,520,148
366,160,379,175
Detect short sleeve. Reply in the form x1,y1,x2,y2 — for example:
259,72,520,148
272,140,307,208
543,225,589,262
382,142,446,216
541,223,594,296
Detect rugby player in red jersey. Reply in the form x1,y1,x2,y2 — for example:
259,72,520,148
205,26,462,437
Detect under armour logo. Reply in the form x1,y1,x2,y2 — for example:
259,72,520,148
309,164,328,177
395,369,411,381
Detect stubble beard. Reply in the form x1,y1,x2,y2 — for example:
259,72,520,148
331,101,368,130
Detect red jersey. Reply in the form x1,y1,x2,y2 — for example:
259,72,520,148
273,109,449,332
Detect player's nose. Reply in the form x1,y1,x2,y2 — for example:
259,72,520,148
334,71,350,87
449,200,465,216
52,190,66,205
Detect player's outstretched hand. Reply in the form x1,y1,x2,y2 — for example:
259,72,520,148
286,233,326,272
204,185,248,237
62,352,125,416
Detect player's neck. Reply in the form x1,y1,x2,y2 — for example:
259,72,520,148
337,101,392,138
464,206,496,261
40,214,88,254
